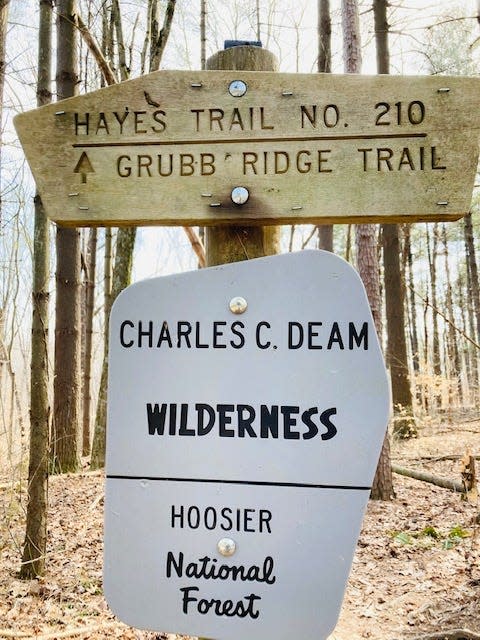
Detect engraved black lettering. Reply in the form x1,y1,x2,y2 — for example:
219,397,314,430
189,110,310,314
113,110,129,133
74,112,89,135
157,154,173,176
210,108,224,131
300,105,316,128
180,154,195,176
358,148,372,171
377,148,393,171
117,155,131,177
152,109,167,132
200,153,215,175
134,110,148,134
243,152,258,175
95,112,109,134
137,154,152,177
296,150,311,173
431,146,446,170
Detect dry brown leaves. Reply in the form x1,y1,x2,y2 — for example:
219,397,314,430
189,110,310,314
0,418,478,640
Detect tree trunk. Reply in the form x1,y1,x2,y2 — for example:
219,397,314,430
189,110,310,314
91,227,136,469
404,225,420,373
82,228,96,456
442,224,462,402
428,223,442,377
374,0,415,439
51,0,81,474
464,210,480,343
343,0,394,500
20,0,51,579
383,223,416,438
317,0,333,252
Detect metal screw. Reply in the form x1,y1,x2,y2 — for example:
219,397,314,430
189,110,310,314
231,186,249,205
282,90,293,96
229,297,247,314
229,80,247,97
437,201,449,206
437,88,450,93
191,82,203,88
217,538,236,557
291,205,303,210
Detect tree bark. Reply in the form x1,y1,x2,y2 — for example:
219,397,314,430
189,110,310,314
20,0,51,579
91,227,135,469
317,0,333,252
51,0,81,474
442,223,462,401
374,0,415,439
343,0,394,500
404,226,420,373
82,228,96,456
392,465,465,494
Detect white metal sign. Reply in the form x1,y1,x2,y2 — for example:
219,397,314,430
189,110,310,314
104,251,390,640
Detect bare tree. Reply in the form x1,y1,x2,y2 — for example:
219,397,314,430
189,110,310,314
342,0,394,500
317,0,333,252
375,0,416,439
20,0,52,578
51,0,81,474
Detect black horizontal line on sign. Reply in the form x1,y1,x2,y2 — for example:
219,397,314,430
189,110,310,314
106,475,370,491
73,132,427,149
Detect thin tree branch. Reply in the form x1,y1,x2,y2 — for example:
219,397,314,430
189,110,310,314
73,13,116,86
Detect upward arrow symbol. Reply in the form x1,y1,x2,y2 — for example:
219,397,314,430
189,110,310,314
74,152,95,184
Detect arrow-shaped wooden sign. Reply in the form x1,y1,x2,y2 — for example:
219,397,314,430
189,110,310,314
14,70,480,227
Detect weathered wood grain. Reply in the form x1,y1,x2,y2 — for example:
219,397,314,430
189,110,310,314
14,69,480,226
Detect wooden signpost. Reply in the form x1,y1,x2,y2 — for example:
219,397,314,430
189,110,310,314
14,66,480,227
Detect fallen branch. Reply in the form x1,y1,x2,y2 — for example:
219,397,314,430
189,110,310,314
394,455,480,462
409,628,480,640
392,465,464,493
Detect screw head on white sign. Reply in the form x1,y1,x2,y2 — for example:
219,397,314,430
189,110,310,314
104,250,390,640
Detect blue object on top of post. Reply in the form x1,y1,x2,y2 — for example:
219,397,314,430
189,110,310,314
224,40,262,49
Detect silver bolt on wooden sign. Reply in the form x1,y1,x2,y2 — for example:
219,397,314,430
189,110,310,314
14,71,480,226
104,251,390,640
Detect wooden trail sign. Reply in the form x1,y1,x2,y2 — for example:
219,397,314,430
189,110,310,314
104,250,390,640
14,71,480,227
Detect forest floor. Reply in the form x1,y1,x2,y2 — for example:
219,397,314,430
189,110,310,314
0,414,479,640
